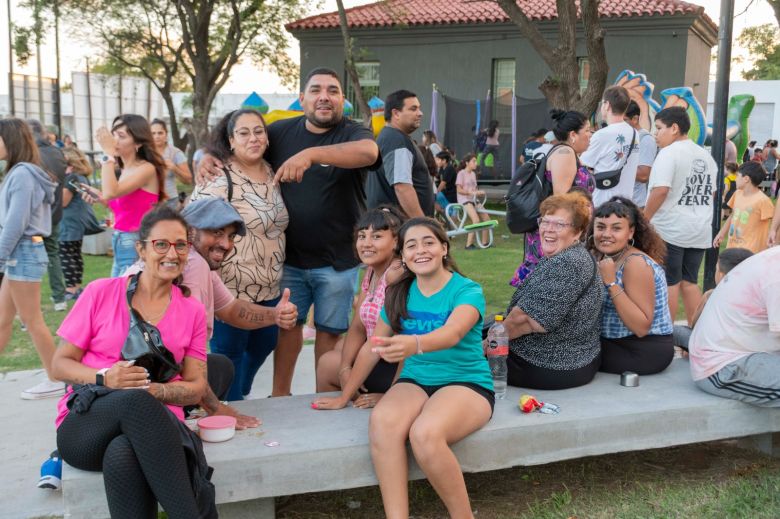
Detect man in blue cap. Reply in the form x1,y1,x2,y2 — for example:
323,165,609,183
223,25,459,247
132,198,297,424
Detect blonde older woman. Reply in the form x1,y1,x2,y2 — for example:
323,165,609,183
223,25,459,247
504,192,603,389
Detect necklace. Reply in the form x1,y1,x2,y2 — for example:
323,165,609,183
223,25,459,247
604,246,629,263
133,292,171,323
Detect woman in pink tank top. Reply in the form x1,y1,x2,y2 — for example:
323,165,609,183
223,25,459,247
83,114,166,276
312,205,406,410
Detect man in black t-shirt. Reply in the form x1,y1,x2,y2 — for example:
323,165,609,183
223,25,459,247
366,90,434,217
198,68,379,396
28,119,68,311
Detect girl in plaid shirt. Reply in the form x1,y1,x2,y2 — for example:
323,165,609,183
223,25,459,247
588,196,674,375
312,205,406,409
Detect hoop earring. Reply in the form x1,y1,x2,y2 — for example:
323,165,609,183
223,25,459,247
629,238,635,247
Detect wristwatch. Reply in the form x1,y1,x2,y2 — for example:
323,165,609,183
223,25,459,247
95,367,109,386
604,281,619,290
100,155,115,165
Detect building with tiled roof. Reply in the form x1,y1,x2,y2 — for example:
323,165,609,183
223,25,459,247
287,0,717,180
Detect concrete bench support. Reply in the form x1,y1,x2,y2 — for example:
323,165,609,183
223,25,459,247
738,432,780,457
218,497,275,518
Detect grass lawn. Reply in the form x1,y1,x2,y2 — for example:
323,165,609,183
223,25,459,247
5,215,773,518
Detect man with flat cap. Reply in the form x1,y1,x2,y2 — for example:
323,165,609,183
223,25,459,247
129,198,298,425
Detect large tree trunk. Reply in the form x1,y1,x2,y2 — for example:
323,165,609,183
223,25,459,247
496,0,608,116
769,0,780,29
336,0,372,128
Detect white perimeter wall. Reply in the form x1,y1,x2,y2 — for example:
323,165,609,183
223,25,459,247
707,80,780,144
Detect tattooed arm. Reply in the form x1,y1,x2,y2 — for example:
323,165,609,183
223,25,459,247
148,356,208,406
216,292,298,331
216,300,276,329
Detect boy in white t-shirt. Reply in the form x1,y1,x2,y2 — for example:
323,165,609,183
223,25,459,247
580,85,639,207
644,106,717,326
689,246,780,406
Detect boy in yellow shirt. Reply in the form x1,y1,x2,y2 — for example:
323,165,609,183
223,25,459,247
722,162,738,220
714,161,775,253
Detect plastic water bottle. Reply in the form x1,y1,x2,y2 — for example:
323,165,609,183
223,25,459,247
486,315,509,399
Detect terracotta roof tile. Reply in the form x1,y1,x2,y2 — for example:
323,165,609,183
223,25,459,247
287,0,715,31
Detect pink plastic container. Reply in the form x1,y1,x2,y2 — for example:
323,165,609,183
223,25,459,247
197,415,237,442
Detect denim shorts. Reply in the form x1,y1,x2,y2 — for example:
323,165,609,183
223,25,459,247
1,238,49,282
281,264,359,334
111,231,139,277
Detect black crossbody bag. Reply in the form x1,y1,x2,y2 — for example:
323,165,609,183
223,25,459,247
594,129,636,190
121,273,182,383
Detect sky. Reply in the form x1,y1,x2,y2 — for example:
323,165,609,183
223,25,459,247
0,0,777,95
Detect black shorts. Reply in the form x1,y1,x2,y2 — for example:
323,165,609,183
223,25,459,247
360,360,398,394
663,242,705,286
395,378,495,413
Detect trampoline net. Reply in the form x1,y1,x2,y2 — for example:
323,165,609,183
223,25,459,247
443,92,552,181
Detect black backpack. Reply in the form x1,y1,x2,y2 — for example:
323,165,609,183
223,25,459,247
475,130,488,152
504,144,571,234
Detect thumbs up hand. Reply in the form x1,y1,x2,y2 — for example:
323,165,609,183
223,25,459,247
274,288,298,330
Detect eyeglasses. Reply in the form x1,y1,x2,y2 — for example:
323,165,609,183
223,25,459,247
233,127,266,140
537,217,574,231
143,239,190,254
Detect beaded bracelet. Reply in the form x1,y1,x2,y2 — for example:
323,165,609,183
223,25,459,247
414,334,423,355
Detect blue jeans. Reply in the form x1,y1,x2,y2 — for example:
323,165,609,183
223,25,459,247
111,231,139,277
1,239,48,282
281,264,359,334
210,296,280,401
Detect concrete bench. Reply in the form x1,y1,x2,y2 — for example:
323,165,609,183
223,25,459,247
81,227,112,256
61,359,780,518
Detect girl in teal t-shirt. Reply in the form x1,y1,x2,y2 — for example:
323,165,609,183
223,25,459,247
368,217,493,518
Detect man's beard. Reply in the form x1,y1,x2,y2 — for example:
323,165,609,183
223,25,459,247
306,110,342,129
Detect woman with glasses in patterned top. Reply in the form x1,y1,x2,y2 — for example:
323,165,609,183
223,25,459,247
587,196,674,375
190,109,289,400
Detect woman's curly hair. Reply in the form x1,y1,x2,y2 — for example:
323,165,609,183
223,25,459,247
586,196,666,264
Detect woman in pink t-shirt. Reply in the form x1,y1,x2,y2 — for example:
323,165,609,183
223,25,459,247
83,114,166,277
312,205,405,410
455,153,491,249
51,205,210,519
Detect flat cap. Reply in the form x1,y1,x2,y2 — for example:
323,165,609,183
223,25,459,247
181,197,246,236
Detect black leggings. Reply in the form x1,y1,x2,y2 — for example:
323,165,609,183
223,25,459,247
56,390,199,519
599,334,674,375
507,352,601,390
58,240,84,287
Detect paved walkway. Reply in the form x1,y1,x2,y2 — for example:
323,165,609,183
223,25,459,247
0,347,316,519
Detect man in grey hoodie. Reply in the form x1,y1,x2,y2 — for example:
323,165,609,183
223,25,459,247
27,120,68,311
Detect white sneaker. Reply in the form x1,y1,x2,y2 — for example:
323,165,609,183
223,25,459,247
21,379,66,400
53,302,67,312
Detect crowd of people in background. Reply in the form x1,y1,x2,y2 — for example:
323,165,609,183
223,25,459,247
0,71,779,518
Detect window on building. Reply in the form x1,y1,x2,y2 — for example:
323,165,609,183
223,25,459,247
345,62,380,118
578,58,590,92
492,58,515,99
491,58,515,123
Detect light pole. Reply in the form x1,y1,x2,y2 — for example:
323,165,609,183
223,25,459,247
703,0,735,291
6,0,14,116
